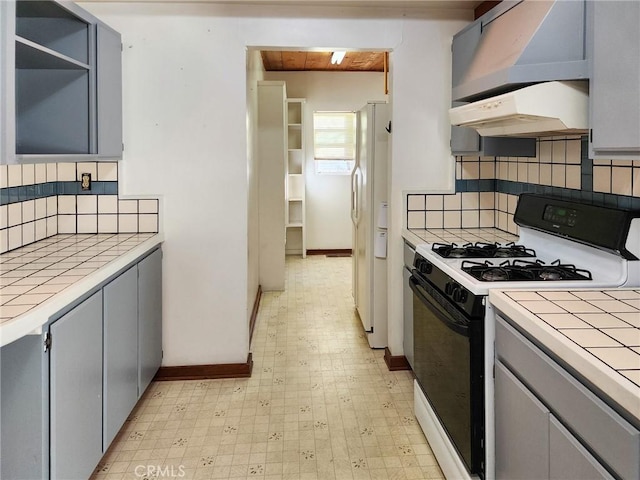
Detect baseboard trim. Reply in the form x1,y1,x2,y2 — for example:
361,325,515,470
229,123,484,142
155,353,253,381
384,347,411,371
307,249,352,257
249,285,262,344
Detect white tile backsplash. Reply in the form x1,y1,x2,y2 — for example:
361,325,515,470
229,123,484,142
22,164,35,185
58,196,76,214
22,200,35,223
98,214,118,233
8,204,21,227
0,165,7,188
98,195,118,214
77,195,97,214
139,199,159,214
8,165,21,187
58,215,76,234
35,198,47,220
139,214,159,233
77,215,98,234
35,164,47,184
57,163,76,181
46,163,57,182
119,199,138,214
97,162,118,181
0,205,6,229
76,162,97,182
118,214,138,233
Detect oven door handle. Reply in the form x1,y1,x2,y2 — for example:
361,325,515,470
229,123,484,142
409,275,469,337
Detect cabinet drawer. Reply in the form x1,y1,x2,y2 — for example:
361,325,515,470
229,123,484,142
496,316,640,480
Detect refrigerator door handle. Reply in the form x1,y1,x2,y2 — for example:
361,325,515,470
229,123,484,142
351,166,360,225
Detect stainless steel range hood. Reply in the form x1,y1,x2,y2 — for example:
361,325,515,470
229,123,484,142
449,81,589,137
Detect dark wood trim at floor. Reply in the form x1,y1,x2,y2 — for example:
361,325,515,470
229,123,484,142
307,249,352,257
154,353,253,381
249,285,262,344
384,347,411,371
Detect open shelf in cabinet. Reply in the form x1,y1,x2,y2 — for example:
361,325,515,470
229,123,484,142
287,199,303,225
16,0,90,64
287,101,302,125
288,150,303,175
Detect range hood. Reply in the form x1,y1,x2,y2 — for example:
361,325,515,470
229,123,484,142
449,81,589,137
452,0,588,103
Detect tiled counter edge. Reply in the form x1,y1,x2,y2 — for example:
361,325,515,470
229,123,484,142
0,233,164,348
489,289,640,423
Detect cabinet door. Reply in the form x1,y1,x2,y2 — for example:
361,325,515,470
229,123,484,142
451,124,481,154
96,22,123,157
590,1,640,158
550,416,614,480
138,249,163,395
50,291,103,480
103,266,138,447
1,335,46,480
495,361,550,480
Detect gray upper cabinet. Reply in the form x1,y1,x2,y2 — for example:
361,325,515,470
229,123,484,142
1,0,122,163
589,0,640,159
96,22,123,158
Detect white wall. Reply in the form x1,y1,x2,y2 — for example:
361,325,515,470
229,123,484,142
80,1,470,366
246,50,264,324
263,71,384,250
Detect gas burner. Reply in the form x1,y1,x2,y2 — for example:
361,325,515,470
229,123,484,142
432,242,536,259
461,259,593,282
481,269,509,282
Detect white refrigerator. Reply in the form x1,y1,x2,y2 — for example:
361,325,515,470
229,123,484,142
351,102,390,348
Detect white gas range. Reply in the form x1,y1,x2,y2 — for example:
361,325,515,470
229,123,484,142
409,194,640,480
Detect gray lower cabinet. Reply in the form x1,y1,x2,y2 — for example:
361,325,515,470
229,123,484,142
103,265,139,448
0,247,162,479
0,335,47,480
495,361,550,479
549,416,613,480
495,315,639,480
50,291,104,480
138,248,163,395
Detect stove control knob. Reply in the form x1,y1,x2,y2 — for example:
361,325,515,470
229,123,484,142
445,282,457,295
418,261,432,275
453,287,468,303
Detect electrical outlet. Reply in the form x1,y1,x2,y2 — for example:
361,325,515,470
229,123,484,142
81,173,91,191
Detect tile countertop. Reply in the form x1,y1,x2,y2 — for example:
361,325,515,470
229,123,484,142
403,228,519,247
490,288,640,423
0,233,163,348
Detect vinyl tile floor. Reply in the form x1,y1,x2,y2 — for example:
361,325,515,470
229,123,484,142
91,255,444,480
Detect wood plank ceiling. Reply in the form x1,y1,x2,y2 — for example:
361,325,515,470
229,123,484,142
261,51,385,72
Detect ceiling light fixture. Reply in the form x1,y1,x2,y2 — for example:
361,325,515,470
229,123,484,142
331,51,346,65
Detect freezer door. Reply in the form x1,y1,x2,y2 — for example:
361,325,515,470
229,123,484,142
354,107,371,331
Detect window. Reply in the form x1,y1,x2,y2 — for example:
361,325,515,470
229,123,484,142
313,111,357,175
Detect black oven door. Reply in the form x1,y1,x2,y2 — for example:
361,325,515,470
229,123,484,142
410,273,484,476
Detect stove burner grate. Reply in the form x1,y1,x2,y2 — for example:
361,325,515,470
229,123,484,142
461,259,593,282
432,242,536,259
